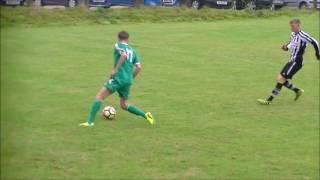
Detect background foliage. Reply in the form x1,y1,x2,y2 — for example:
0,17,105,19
0,6,316,27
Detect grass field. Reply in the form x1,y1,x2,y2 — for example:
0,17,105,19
1,13,319,179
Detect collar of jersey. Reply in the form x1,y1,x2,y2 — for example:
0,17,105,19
119,41,128,45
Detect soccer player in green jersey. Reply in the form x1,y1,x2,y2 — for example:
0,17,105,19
80,31,154,127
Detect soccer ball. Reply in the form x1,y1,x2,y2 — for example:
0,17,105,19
102,106,116,120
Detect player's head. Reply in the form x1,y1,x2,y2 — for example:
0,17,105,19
118,31,129,42
289,19,301,33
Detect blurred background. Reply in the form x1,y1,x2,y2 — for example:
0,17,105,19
1,0,319,11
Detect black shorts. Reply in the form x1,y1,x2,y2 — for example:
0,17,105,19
280,61,303,79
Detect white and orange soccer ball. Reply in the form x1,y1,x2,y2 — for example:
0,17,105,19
102,106,116,120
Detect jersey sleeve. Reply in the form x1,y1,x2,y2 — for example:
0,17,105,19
299,32,320,56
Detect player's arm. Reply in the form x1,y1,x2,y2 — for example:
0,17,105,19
132,50,141,79
310,39,320,60
307,36,320,60
299,32,320,60
133,64,142,78
110,53,127,78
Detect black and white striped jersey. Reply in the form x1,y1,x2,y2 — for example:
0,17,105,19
287,31,320,64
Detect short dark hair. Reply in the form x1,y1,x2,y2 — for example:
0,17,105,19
290,19,300,24
118,31,129,40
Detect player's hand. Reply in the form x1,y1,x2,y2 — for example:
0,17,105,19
281,45,288,51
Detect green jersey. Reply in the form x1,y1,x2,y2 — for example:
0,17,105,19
113,42,140,85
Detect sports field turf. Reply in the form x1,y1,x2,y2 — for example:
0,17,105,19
1,14,319,179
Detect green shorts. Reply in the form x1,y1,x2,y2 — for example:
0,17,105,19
104,79,131,100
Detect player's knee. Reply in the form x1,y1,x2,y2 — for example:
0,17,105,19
95,92,106,101
276,74,286,83
95,87,110,101
95,94,104,101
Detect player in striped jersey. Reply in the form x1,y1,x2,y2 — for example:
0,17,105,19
258,19,320,105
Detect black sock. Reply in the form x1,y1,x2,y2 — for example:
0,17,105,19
267,83,283,101
283,80,300,93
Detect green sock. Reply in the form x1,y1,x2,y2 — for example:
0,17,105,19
87,100,102,124
127,105,146,118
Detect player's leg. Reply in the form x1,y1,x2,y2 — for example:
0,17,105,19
119,98,154,125
119,98,144,117
268,74,286,101
283,80,300,93
283,80,304,101
282,64,304,101
258,61,304,104
80,87,112,127
118,86,154,125
258,62,289,104
258,74,286,105
89,87,112,123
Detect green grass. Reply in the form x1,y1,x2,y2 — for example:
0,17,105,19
1,14,319,179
